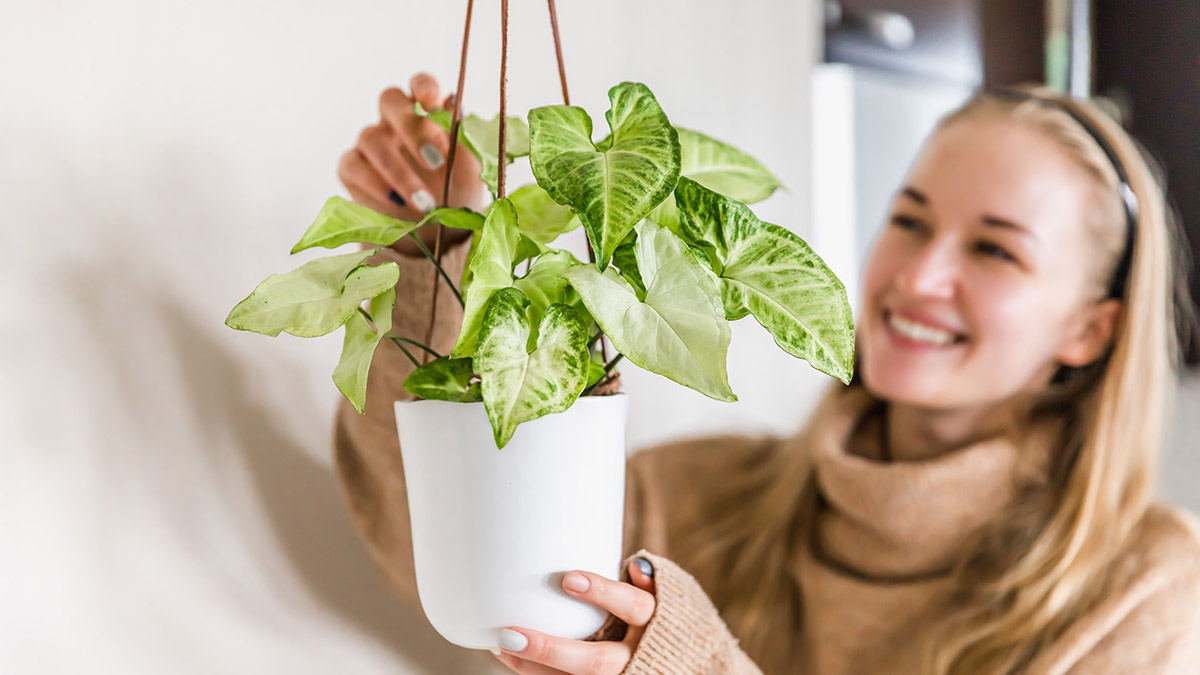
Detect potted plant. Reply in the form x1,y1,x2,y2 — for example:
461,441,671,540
225,80,854,650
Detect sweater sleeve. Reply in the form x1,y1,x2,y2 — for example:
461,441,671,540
615,549,764,675
332,240,471,609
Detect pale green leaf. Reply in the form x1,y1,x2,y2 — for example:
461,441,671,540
333,289,395,413
292,197,420,254
417,206,485,231
508,183,581,245
529,82,681,269
562,220,735,401
512,250,578,324
675,177,854,383
475,288,590,448
414,102,530,195
676,128,783,203
403,357,482,403
225,248,399,338
452,199,521,357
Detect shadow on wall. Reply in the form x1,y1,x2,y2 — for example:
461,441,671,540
41,133,496,672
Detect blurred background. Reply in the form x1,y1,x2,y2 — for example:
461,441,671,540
1,1,1195,673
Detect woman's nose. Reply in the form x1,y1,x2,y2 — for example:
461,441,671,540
895,242,959,299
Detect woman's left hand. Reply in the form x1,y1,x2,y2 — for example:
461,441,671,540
493,558,657,674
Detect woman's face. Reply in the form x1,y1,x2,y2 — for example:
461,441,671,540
859,114,1116,411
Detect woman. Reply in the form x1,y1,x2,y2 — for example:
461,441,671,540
333,73,1200,674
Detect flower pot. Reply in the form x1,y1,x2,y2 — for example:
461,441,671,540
394,394,628,651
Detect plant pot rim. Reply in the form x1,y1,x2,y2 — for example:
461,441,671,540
396,393,627,411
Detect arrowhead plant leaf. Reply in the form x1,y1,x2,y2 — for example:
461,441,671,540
675,128,783,203
453,199,521,357
475,288,590,448
403,357,482,403
529,82,681,269
225,248,399,338
562,220,735,401
508,183,581,245
333,288,395,413
292,197,421,254
674,177,855,383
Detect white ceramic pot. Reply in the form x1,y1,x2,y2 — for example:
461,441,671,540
394,395,628,651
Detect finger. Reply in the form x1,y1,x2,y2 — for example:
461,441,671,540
499,628,631,675
627,558,656,595
562,570,656,628
356,123,437,213
380,84,451,172
409,72,443,111
492,651,567,675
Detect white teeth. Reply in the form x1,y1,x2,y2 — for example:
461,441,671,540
887,313,957,346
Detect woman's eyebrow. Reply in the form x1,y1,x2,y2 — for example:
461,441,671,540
900,187,927,204
981,215,1038,243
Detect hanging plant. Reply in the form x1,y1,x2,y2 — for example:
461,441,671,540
225,79,854,448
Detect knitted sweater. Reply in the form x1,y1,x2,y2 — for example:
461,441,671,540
334,242,1200,674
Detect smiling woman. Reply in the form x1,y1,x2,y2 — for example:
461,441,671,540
335,79,1200,675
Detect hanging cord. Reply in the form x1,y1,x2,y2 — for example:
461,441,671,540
422,0,475,360
546,0,570,106
497,0,510,199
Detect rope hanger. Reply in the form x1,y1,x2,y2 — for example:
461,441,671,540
422,0,573,358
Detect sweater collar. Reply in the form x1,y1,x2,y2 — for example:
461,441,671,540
805,388,1054,581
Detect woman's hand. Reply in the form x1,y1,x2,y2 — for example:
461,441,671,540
337,72,486,255
494,558,657,675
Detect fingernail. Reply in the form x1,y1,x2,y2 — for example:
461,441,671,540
634,557,654,579
563,571,590,593
411,189,436,214
446,92,457,110
498,628,528,652
420,143,445,170
388,190,406,207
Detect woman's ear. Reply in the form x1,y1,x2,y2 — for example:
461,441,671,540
1057,298,1123,367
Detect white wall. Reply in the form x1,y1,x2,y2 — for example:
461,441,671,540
0,2,822,673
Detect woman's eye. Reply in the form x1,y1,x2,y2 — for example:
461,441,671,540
976,241,1017,263
890,215,925,232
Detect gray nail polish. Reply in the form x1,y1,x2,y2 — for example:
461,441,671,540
411,189,436,214
634,556,654,578
420,143,445,170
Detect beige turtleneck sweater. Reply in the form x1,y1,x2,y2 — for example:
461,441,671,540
334,242,1200,674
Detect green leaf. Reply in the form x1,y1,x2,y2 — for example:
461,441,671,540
610,230,644,294
508,183,582,245
674,177,854,383
676,128,783,203
225,248,399,338
586,358,607,387
529,82,681,269
414,103,530,196
333,289,395,413
453,199,521,357
562,220,735,401
292,197,420,254
417,206,485,231
403,356,482,403
512,250,579,325
475,288,590,448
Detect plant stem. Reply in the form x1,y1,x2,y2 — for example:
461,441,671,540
389,337,422,369
388,334,443,359
582,353,624,396
408,233,464,307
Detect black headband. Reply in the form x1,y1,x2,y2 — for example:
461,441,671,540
987,87,1139,300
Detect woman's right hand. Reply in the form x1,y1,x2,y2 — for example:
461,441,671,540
338,72,485,255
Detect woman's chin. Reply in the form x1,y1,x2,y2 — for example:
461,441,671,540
860,365,955,408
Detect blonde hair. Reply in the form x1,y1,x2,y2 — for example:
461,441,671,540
677,86,1195,675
